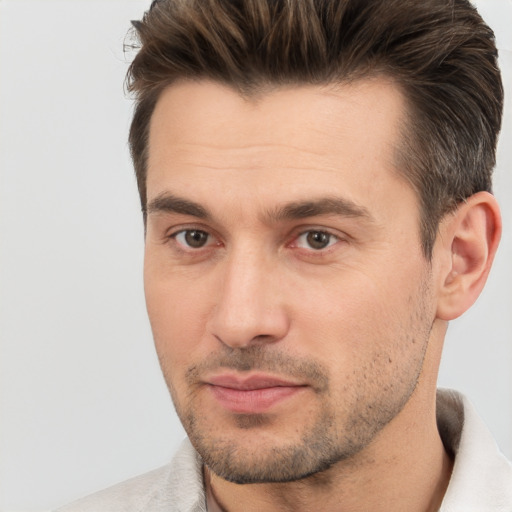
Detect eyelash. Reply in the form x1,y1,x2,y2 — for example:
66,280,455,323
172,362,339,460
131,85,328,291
166,227,343,254
167,228,218,251
291,230,340,251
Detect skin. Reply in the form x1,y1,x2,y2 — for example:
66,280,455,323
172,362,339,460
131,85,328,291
143,79,500,511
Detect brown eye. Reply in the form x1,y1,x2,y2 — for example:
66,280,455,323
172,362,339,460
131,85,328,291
306,231,331,249
295,230,337,250
175,230,210,248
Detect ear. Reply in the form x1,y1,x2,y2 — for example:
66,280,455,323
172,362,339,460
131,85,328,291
435,191,501,321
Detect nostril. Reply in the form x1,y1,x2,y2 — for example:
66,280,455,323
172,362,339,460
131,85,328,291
252,334,276,343
213,332,278,349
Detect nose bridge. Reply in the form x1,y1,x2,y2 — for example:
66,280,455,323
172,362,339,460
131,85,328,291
209,240,288,348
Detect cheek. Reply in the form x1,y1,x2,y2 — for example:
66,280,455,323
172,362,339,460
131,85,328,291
290,266,426,369
144,261,213,368
291,272,387,337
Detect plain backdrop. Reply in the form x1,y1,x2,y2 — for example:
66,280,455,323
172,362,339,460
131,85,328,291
0,1,510,511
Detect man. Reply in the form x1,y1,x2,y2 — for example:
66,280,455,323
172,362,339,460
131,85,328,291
58,0,512,510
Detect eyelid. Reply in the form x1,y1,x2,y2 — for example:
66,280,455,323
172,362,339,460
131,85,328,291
292,226,343,240
295,229,337,247
164,224,221,251
161,223,347,253
287,226,349,255
164,222,212,239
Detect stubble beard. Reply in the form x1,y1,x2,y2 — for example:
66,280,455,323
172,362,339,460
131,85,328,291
162,331,430,484
158,272,434,484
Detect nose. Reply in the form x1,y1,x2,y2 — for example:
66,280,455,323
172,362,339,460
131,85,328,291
207,248,290,349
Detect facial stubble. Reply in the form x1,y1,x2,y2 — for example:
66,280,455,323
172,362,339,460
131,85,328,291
159,312,432,485
154,262,435,484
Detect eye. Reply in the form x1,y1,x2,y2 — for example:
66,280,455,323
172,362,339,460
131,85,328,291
295,230,338,250
173,229,212,249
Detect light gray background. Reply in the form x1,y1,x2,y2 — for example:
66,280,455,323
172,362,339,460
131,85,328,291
0,1,510,511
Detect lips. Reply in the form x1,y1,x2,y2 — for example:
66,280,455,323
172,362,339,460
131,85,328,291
205,374,306,414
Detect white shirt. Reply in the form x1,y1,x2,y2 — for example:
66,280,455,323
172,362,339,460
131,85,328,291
56,390,512,511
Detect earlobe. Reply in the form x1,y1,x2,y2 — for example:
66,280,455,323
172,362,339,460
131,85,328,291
436,191,501,321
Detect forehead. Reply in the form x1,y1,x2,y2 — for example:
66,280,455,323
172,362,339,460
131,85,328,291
146,78,411,216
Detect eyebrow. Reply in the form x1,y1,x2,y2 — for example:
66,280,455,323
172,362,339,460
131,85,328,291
146,192,373,224
146,193,209,218
265,196,374,223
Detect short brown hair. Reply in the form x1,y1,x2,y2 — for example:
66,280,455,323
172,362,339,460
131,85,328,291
126,0,503,257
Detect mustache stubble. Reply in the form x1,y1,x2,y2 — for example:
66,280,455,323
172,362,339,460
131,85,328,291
183,345,330,394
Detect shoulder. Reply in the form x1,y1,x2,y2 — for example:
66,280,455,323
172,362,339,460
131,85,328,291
438,389,512,511
55,439,206,512
55,465,174,512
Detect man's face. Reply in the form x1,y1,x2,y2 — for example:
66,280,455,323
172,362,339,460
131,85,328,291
144,79,438,483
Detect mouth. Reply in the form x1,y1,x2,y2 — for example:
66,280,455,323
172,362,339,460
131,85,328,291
205,373,308,414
